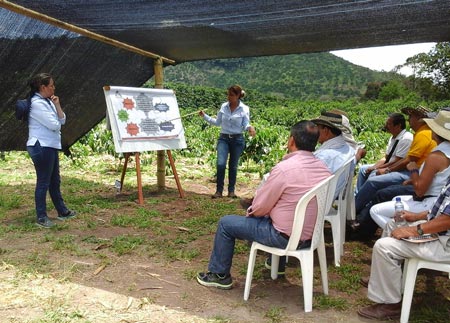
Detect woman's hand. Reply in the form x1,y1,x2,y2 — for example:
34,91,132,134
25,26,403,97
198,110,205,117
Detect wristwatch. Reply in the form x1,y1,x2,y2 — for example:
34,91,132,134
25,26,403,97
416,224,424,235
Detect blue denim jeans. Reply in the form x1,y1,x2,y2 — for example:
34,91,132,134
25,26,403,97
216,134,245,193
355,164,376,194
208,215,288,275
355,170,410,213
27,141,69,220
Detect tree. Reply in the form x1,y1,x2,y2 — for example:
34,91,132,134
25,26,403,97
402,42,450,98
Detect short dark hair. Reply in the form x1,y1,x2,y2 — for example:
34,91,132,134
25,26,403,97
389,112,406,129
290,120,319,152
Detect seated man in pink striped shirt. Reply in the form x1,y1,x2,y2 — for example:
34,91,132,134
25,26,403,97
197,120,331,289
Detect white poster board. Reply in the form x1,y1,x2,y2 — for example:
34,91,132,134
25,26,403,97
103,86,187,153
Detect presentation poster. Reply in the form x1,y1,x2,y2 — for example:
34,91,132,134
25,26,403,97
104,86,187,153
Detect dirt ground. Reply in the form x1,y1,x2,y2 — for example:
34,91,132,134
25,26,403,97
1,157,449,323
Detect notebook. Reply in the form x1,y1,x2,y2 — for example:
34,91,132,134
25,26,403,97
402,234,439,243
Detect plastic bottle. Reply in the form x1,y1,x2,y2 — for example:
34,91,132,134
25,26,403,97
394,197,407,226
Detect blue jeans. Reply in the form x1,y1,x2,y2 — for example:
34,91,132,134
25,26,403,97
27,141,69,220
216,134,245,193
355,170,410,213
356,164,376,194
208,215,288,275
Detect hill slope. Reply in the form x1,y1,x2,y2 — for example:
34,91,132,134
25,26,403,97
162,53,397,100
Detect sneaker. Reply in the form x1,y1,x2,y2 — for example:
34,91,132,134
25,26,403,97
36,217,55,228
196,272,233,289
227,192,238,198
264,257,285,275
57,210,77,221
211,191,223,199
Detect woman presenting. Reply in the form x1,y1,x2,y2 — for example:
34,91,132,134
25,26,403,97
199,85,256,199
27,73,76,228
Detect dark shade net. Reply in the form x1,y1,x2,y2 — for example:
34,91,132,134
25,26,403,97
1,0,450,151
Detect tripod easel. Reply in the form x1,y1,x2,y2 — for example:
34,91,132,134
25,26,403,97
119,150,185,204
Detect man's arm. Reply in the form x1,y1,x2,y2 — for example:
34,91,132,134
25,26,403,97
391,214,450,239
248,166,285,217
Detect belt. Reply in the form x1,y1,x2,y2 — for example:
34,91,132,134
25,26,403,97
220,133,242,139
280,232,290,240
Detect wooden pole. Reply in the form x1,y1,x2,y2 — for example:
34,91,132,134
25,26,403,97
0,0,175,65
154,58,166,191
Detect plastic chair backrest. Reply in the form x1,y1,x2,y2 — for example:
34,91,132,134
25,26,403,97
286,174,336,252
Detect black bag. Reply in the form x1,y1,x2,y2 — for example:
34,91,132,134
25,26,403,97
15,98,31,122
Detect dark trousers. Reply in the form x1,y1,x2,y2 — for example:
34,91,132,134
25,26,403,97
27,141,68,220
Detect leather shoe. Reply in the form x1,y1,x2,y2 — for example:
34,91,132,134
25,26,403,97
239,197,253,209
360,276,369,288
358,302,401,320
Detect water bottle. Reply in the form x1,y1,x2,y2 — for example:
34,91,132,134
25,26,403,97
394,197,407,226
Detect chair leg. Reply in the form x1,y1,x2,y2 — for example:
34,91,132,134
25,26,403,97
300,255,314,312
331,218,341,267
244,245,258,301
400,258,419,323
271,254,280,280
317,236,329,295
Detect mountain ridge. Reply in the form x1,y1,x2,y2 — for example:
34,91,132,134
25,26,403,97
161,53,398,100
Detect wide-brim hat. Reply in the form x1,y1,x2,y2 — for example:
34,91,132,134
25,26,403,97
401,105,430,118
311,111,351,134
423,110,450,141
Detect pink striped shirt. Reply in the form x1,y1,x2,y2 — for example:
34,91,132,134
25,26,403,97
249,150,331,241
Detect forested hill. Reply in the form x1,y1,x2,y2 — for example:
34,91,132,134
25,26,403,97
162,53,398,100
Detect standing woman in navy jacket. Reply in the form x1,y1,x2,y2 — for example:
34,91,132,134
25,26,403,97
199,85,256,198
27,73,76,228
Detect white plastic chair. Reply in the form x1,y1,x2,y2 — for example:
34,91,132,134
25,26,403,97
243,175,337,312
324,158,353,266
400,258,450,323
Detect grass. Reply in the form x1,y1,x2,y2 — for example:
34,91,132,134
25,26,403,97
0,151,449,322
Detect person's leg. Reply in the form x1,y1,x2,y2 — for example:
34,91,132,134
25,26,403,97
227,136,245,194
27,142,52,221
208,215,287,275
47,149,69,215
367,237,450,304
215,137,229,194
355,171,409,213
355,164,373,194
374,185,414,203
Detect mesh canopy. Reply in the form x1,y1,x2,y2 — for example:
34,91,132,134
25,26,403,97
1,0,450,151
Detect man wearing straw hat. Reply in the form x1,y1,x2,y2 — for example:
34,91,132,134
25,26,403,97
311,110,356,194
358,109,450,320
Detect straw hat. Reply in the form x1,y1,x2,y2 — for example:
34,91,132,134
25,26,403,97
423,110,450,141
311,111,351,134
401,105,430,118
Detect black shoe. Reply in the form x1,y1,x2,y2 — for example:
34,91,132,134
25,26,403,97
239,197,253,209
196,272,233,289
57,210,77,221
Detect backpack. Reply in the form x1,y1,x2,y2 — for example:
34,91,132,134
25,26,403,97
15,98,31,122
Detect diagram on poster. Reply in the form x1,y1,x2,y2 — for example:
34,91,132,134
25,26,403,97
104,86,187,153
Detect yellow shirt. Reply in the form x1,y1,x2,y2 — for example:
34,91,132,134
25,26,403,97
408,124,437,166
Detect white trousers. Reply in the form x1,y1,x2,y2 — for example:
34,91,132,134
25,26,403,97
370,195,437,229
368,233,450,304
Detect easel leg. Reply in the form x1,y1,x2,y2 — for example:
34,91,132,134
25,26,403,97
167,150,185,198
135,152,144,204
120,153,131,192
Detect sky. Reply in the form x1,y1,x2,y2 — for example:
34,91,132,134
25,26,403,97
331,42,436,75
